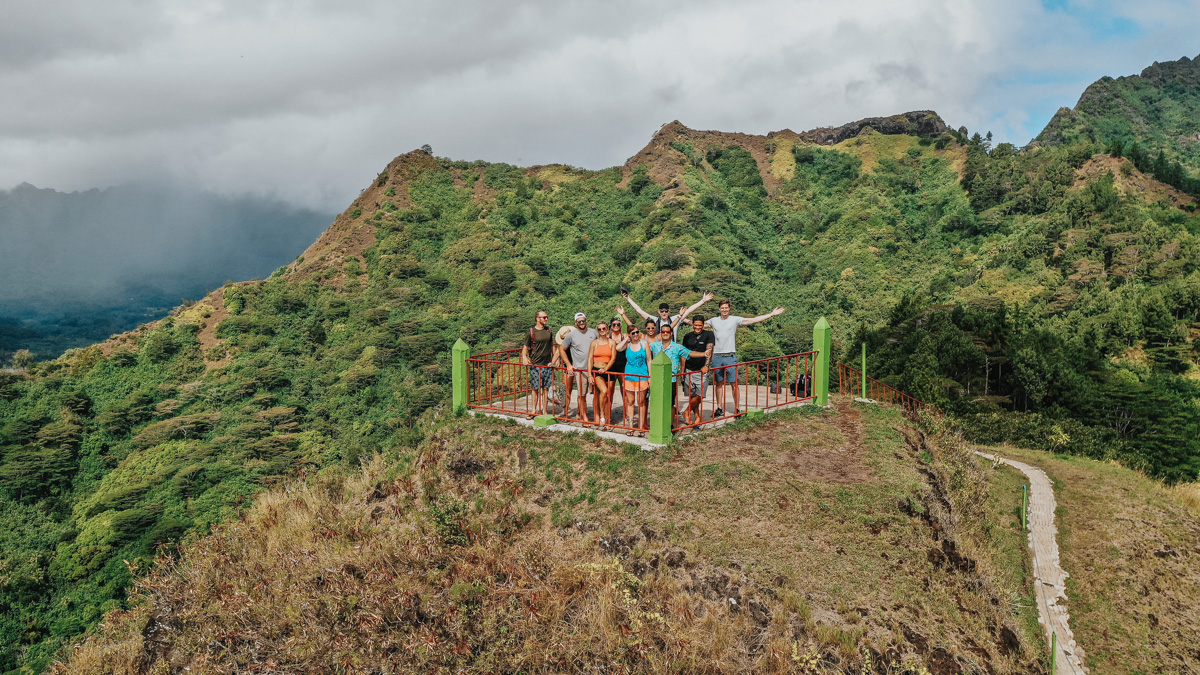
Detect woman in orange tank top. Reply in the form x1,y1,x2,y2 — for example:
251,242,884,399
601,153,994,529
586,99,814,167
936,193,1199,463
587,322,615,429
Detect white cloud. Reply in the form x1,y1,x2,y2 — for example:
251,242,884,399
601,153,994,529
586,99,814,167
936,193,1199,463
0,0,1197,211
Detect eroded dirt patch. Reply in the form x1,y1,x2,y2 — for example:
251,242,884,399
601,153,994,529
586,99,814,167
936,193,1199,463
685,400,873,485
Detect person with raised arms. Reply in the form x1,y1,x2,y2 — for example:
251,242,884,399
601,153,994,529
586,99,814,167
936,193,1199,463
621,290,714,333
707,300,786,418
520,310,559,417
559,312,598,423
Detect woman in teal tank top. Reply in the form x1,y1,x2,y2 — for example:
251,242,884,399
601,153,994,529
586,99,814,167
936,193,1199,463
617,327,650,435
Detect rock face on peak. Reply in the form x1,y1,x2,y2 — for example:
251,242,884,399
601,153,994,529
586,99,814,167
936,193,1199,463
793,111,949,146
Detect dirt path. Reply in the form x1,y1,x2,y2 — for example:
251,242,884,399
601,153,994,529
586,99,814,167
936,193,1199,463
975,451,1089,674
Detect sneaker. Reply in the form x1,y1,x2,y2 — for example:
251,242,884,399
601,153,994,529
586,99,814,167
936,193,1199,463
714,407,724,417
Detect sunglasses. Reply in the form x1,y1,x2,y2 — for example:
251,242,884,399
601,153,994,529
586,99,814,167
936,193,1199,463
630,330,640,336
598,325,608,330
610,323,621,328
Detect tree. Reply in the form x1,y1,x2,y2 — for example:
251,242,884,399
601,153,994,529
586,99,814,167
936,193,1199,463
10,349,33,370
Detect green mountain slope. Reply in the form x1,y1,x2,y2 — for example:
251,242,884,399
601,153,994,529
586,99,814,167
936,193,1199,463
1035,53,1200,195
4,63,1200,668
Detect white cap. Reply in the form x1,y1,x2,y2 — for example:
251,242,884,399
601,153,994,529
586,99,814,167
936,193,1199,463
574,312,587,321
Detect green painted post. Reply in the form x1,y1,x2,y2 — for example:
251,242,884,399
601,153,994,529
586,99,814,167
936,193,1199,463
647,351,674,445
1050,632,1057,674
860,342,867,400
1022,484,1028,531
813,317,831,406
452,339,470,413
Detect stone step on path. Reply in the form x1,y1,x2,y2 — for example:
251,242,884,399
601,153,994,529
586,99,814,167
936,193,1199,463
975,451,1089,675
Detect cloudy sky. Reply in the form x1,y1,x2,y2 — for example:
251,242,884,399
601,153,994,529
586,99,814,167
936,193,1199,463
1,0,1197,212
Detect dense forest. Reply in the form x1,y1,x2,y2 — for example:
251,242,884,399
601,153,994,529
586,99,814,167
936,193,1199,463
3,56,1200,670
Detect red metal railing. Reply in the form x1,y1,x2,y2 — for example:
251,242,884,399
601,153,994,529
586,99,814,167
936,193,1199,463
837,362,942,417
467,348,820,436
466,350,646,435
672,351,817,433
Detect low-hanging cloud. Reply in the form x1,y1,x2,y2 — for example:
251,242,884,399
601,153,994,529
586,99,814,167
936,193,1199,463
1,0,1197,212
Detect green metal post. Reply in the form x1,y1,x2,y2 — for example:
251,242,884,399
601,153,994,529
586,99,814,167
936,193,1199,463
860,342,867,400
813,317,831,406
452,339,470,413
647,351,674,445
1022,484,1028,531
1050,632,1056,674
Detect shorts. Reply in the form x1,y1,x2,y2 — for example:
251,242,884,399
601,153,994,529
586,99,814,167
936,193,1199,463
624,376,649,392
712,353,738,383
529,366,554,390
570,370,591,394
686,371,709,397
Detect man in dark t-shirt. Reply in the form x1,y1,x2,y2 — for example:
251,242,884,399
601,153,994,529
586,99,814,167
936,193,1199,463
680,315,715,425
521,310,558,416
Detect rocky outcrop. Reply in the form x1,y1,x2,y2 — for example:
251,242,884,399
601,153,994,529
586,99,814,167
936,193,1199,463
791,111,949,146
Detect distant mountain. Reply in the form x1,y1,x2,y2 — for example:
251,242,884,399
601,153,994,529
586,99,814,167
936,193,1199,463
1035,53,1200,193
0,182,334,360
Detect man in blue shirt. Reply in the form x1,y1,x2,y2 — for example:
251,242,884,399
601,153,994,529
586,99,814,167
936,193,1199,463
650,324,709,429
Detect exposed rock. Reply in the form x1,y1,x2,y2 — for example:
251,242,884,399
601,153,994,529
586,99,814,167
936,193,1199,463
798,111,949,146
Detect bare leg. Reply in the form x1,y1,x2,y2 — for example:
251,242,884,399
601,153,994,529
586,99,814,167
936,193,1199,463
574,374,591,423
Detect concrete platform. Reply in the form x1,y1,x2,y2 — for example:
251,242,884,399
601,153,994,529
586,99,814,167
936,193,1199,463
471,384,814,447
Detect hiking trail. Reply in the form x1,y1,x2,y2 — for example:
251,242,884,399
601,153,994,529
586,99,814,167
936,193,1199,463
975,451,1089,674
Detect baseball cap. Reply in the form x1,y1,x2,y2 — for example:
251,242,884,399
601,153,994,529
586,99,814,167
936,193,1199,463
658,303,670,310
574,312,587,321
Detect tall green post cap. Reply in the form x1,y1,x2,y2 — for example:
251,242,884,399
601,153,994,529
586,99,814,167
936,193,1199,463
452,338,470,352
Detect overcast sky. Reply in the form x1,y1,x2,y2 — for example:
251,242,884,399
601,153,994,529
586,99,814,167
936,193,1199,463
1,0,1197,212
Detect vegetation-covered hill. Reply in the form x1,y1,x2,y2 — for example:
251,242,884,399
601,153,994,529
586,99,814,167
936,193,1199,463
1036,53,1200,197
5,58,1200,669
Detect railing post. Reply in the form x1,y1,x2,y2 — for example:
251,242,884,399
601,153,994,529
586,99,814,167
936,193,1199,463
860,342,867,400
452,339,470,413
647,351,673,445
813,317,831,406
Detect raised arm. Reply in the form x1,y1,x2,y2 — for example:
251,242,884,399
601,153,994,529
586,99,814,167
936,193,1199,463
741,307,786,326
616,306,635,329
620,290,653,321
678,291,715,323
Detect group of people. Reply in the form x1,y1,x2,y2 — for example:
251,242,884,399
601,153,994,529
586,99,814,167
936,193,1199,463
520,291,786,436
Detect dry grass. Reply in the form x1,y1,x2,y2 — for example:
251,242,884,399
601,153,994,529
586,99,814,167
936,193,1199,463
979,444,1200,674
59,403,1051,674
1172,482,1200,518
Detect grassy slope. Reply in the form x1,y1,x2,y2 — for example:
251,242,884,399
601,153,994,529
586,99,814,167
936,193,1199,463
60,401,1049,674
975,443,1200,674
